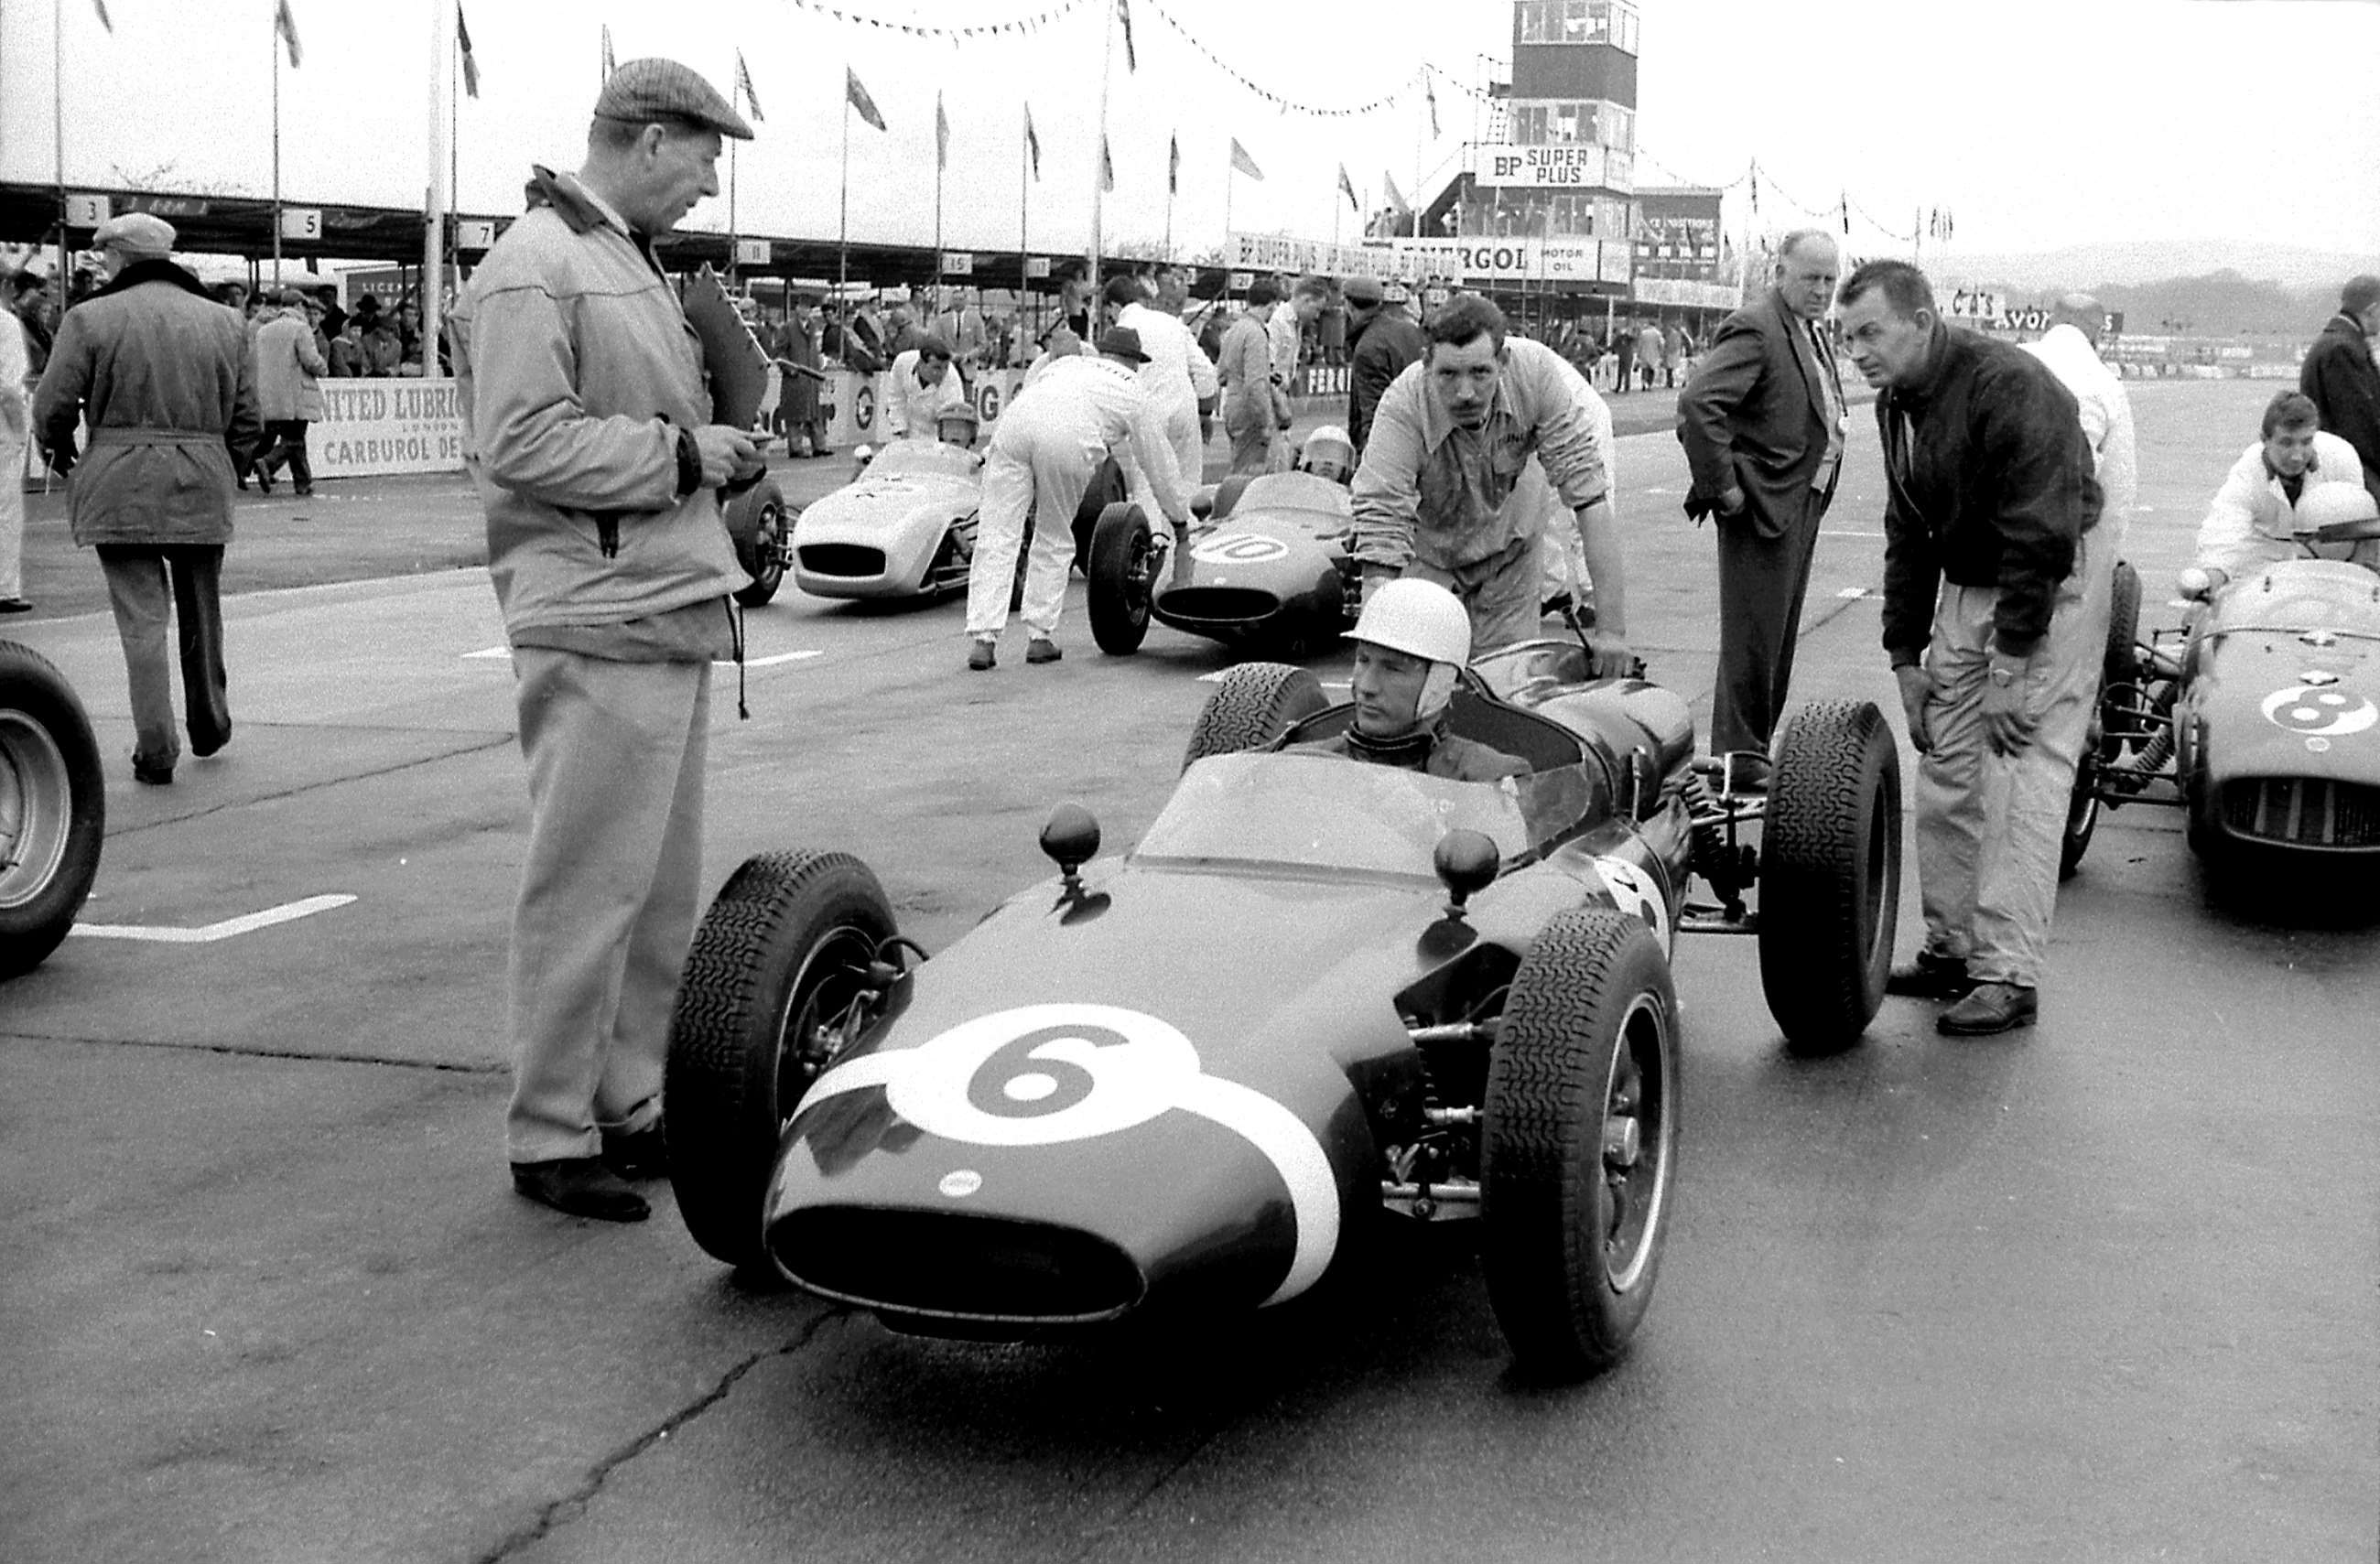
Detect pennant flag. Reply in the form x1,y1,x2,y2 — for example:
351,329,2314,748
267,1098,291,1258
457,5,480,99
1337,163,1358,213
1117,0,1137,71
1023,102,1042,180
936,92,949,172
601,25,615,80
1101,136,1115,193
1839,192,1850,235
1382,169,1408,215
1228,137,1263,181
1168,132,1179,196
735,49,763,123
846,67,887,132
1423,70,1439,137
274,0,302,67
91,0,113,32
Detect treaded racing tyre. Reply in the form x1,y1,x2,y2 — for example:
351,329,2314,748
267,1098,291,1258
2104,559,2140,689
1480,908,1679,1381
728,480,790,608
2059,750,2102,880
665,850,896,1269
1181,662,1329,771
1757,700,1901,1052
0,642,105,979
1087,502,1155,655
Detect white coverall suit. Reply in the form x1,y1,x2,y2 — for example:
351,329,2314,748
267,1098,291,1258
966,354,1190,642
1116,300,1218,493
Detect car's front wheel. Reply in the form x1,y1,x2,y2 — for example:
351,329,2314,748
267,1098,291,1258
0,641,105,980
1757,700,1901,1052
1481,908,1679,1381
1087,502,1156,655
727,480,791,608
665,850,897,1269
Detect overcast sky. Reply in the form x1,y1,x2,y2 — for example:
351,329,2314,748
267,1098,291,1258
2,0,2375,275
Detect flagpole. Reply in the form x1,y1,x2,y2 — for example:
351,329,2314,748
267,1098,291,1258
424,0,449,377
838,83,850,301
52,0,67,315
728,75,740,286
933,93,944,299
272,1,284,286
1088,0,1115,309
1020,106,1031,340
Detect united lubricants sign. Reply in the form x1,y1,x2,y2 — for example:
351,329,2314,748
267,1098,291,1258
314,380,465,477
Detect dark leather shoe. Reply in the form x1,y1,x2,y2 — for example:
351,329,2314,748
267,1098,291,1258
191,725,231,759
1887,953,1974,1000
511,1157,650,1222
0,599,30,614
133,760,174,786
600,1122,668,1181
1026,638,1063,664
1936,982,2039,1036
968,640,996,672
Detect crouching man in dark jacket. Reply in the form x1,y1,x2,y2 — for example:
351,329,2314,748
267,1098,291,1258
1839,260,2104,1037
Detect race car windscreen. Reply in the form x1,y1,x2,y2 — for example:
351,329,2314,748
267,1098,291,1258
866,442,979,480
1133,752,1593,881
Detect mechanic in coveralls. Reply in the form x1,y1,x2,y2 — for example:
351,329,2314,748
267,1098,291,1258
882,332,969,440
1293,577,1527,782
963,325,1190,671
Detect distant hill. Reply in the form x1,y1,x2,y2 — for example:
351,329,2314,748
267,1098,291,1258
1937,240,2373,292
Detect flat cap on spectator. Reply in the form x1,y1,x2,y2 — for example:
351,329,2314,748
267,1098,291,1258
92,212,177,256
595,59,754,140
1342,276,1385,307
1095,326,1150,364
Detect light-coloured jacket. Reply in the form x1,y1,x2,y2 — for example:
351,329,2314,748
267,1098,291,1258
2023,324,2137,542
447,167,746,641
1116,302,1216,424
882,350,969,438
253,311,328,422
994,354,1189,526
1350,337,1608,571
1218,314,1274,432
31,261,260,547
2193,433,2366,578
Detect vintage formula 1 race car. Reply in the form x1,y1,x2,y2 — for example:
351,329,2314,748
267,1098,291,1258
2068,512,2380,889
0,641,105,979
660,642,1902,1379
789,440,1122,604
1085,471,1359,659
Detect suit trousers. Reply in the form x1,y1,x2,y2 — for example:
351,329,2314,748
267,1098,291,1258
1710,490,1826,755
258,420,313,491
967,431,1095,641
1912,529,2113,988
95,544,230,770
504,649,710,1165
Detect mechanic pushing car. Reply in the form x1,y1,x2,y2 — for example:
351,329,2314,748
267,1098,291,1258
1348,293,1628,667
2182,389,2372,596
1291,577,1528,782
882,332,970,441
963,324,1190,671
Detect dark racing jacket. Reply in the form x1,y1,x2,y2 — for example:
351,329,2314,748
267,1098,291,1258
1291,721,1529,782
1877,324,2100,664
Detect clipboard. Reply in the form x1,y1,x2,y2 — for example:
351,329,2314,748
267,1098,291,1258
681,264,772,431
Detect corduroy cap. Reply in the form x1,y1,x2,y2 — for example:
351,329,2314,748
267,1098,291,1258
595,59,754,140
92,212,176,256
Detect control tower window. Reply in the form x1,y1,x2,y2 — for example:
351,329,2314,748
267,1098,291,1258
1517,1,1637,49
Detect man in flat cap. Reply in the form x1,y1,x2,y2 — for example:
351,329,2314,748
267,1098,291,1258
1342,275,1423,458
33,212,260,782
448,58,763,1223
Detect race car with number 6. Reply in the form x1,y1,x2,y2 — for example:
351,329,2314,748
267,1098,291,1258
660,642,1902,1380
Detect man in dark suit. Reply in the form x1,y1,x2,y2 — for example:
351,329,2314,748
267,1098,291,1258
1676,229,1846,779
2299,275,2380,505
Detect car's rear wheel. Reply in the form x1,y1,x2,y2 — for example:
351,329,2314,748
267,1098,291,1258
1182,662,1329,771
1087,502,1155,655
1481,908,1679,1381
0,642,106,980
728,480,790,608
665,850,896,1269
2060,750,2103,880
2104,559,2141,690
1758,700,1901,1053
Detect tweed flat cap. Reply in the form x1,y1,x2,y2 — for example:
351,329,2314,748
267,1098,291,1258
596,59,753,140
92,212,176,255
1342,276,1385,307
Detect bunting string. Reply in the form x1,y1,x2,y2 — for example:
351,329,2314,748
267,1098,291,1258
779,0,1091,41
1138,0,1430,119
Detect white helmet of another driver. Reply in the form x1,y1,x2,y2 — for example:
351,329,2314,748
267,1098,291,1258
1349,577,1472,667
2297,481,2380,531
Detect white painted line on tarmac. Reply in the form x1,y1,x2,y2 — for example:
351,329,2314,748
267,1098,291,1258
1823,530,1888,539
462,645,510,660
462,647,822,668
1836,587,1874,599
71,894,358,944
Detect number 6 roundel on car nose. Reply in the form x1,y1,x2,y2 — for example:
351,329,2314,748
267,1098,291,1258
796,1002,1341,1303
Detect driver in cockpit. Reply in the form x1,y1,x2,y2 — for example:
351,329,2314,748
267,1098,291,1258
1292,577,1527,782
1295,424,1355,485
936,404,981,452
2185,389,2372,596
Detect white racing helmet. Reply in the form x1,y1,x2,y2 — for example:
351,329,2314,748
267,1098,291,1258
1348,577,1471,721
2295,481,2380,532
1297,425,1356,483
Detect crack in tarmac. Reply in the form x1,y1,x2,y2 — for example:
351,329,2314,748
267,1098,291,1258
472,1309,850,1564
104,732,520,839
3,1030,508,1074
1054,1422,1239,1562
